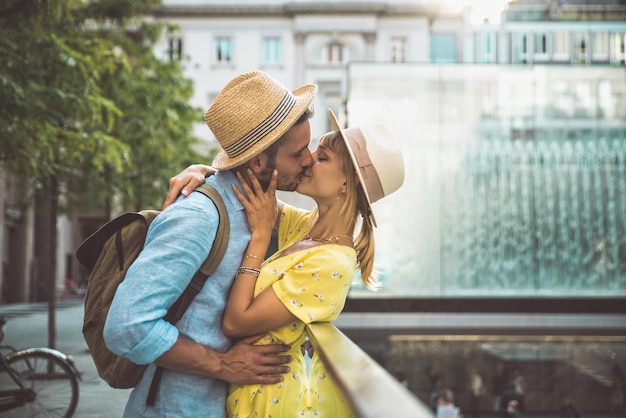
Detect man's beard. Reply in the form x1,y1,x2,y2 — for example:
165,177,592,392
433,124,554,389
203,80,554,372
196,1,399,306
257,159,301,192
256,158,275,191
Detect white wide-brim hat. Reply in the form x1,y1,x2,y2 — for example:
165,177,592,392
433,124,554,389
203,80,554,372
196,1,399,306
328,109,405,227
205,71,317,170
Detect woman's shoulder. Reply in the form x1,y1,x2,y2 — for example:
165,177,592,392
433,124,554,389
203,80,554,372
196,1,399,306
278,204,313,244
303,244,357,267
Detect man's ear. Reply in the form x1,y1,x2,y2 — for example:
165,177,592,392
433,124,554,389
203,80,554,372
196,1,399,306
247,154,267,174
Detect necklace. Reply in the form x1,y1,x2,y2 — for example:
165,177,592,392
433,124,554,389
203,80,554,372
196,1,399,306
303,233,353,243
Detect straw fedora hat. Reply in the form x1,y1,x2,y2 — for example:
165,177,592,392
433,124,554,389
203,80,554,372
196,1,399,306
328,109,405,227
205,71,317,170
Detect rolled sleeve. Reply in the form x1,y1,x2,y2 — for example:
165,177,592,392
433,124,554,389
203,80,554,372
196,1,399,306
121,321,180,364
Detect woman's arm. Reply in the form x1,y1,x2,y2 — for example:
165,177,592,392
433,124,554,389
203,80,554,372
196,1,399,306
223,170,297,338
222,257,297,338
162,164,214,209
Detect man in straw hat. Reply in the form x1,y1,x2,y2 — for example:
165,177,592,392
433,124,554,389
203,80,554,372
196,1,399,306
104,71,317,418
166,109,405,417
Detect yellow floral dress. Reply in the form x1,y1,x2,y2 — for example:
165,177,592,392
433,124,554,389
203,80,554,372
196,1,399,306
226,205,357,418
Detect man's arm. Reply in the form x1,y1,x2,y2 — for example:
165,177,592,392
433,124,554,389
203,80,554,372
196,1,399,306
105,196,290,385
155,334,291,385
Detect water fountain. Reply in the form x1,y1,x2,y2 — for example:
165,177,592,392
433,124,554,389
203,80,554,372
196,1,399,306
346,63,626,298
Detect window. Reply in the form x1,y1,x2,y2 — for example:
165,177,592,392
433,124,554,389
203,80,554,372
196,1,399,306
512,33,528,63
535,33,548,54
553,32,569,61
325,42,344,65
263,37,280,65
612,32,625,64
166,36,182,61
476,32,496,63
215,37,232,64
430,33,457,63
532,32,549,62
592,32,608,61
391,37,406,63
573,32,587,63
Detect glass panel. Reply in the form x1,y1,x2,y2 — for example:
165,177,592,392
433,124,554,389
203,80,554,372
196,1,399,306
573,32,587,63
325,42,344,64
535,33,547,54
592,32,608,60
215,37,232,63
391,37,406,63
512,33,529,63
263,37,280,65
613,33,626,64
387,335,626,417
553,32,569,60
477,33,496,63
166,37,182,61
534,33,549,61
346,63,626,298
430,34,457,63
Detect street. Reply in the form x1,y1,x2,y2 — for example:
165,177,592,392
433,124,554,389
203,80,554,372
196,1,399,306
0,300,131,417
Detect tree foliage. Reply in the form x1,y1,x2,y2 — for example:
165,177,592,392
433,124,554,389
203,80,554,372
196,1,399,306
0,0,204,213
65,22,204,214
0,0,206,308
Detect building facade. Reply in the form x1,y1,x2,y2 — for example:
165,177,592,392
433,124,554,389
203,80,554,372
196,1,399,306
151,0,626,144
150,0,449,143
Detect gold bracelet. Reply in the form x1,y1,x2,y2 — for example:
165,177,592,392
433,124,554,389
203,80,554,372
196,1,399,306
245,254,263,261
236,266,260,277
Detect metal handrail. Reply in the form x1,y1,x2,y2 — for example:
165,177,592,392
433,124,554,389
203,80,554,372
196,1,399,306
306,322,434,418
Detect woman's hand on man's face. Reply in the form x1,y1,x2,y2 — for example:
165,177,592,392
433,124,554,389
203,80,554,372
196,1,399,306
233,169,278,242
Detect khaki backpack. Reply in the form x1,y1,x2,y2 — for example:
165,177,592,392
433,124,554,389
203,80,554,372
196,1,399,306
76,184,229,403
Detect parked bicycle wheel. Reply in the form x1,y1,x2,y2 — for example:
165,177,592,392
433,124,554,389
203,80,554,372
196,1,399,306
3,348,79,418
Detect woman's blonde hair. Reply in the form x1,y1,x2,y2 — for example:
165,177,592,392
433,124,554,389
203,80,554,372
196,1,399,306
315,131,378,288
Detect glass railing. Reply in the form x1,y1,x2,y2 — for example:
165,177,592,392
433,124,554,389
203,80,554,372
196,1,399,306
306,322,434,418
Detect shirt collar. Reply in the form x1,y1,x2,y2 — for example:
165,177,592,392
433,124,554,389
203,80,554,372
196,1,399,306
212,170,245,212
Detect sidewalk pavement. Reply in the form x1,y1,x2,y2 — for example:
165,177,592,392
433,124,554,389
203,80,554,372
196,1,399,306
0,299,131,417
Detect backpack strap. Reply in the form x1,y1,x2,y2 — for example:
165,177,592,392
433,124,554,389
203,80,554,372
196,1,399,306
146,183,230,406
76,211,161,271
165,184,230,323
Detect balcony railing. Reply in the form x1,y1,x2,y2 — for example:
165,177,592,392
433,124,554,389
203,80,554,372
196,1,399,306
306,322,433,418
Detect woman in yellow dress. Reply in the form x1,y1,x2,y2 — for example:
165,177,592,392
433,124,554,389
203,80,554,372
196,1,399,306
220,110,404,418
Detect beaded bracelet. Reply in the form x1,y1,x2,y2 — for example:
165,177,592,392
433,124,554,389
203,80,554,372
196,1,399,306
236,266,261,277
245,254,263,261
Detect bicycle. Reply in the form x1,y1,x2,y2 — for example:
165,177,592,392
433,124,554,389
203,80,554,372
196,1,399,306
0,315,80,417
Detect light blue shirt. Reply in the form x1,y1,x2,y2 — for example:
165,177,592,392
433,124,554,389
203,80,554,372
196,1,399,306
103,171,250,418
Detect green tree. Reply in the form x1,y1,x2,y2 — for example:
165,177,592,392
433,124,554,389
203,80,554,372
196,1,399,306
0,0,141,176
65,22,204,217
0,0,206,347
